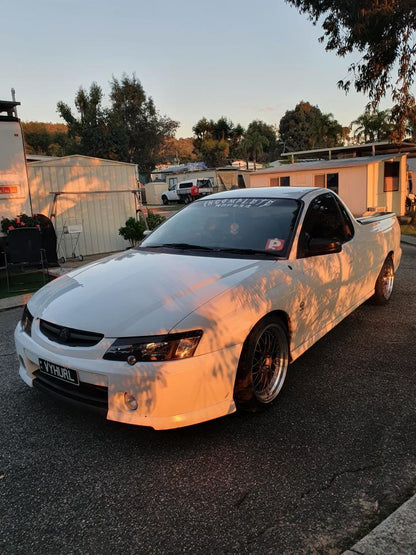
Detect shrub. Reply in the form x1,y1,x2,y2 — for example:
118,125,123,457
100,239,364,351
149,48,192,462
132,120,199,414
147,210,166,230
118,217,146,247
118,211,166,247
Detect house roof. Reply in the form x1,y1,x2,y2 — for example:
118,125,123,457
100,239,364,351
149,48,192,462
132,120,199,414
281,141,416,160
27,154,137,167
252,154,405,176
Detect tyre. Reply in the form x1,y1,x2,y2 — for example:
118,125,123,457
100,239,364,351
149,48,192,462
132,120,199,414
162,195,169,206
183,195,191,204
373,255,394,305
234,315,289,411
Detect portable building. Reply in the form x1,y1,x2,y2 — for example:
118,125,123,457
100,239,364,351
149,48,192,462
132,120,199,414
249,154,407,216
27,155,140,257
0,99,32,219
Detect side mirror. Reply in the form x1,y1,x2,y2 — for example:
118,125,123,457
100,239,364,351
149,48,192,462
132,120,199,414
308,237,342,256
143,229,153,238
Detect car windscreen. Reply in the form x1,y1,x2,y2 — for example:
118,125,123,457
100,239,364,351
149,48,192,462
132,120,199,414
141,197,301,258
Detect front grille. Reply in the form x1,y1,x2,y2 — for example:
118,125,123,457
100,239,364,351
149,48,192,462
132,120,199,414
33,370,108,412
39,320,104,347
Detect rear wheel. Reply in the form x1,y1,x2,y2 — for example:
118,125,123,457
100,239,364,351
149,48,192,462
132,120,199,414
234,315,289,411
373,256,394,305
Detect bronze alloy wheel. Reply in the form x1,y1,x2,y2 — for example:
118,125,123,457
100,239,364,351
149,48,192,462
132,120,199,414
234,316,289,410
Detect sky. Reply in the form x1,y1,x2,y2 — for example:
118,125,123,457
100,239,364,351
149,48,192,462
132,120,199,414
1,0,392,138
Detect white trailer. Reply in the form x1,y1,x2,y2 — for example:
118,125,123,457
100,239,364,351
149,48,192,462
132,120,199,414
0,97,32,219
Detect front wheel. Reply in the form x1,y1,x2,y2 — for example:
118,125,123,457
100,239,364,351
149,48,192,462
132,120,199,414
373,256,394,305
161,195,169,206
234,315,289,411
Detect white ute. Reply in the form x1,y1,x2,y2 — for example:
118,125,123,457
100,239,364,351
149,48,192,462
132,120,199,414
161,178,214,205
15,187,401,429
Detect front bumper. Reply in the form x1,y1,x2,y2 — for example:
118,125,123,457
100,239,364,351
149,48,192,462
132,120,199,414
15,321,241,430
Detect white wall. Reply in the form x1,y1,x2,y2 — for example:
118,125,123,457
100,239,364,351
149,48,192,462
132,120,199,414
0,120,32,218
28,156,138,256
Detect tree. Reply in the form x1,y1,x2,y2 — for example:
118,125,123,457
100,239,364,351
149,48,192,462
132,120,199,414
278,101,344,152
109,74,178,179
57,75,178,178
192,117,239,166
159,137,197,165
285,0,416,141
22,122,69,156
242,121,278,169
351,110,393,143
57,83,112,158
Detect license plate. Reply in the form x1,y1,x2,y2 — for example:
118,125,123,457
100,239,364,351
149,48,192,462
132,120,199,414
39,358,80,386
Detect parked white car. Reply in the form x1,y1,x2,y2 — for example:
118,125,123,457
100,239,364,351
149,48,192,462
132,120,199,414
161,178,214,205
15,187,401,429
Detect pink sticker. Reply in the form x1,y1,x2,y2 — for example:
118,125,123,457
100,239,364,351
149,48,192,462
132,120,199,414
265,238,285,251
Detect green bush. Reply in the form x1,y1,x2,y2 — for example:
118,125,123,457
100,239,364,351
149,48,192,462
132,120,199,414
147,210,166,230
118,217,146,247
118,210,166,247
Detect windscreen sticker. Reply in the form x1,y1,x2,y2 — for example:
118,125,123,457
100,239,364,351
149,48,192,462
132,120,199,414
202,198,275,208
265,238,285,251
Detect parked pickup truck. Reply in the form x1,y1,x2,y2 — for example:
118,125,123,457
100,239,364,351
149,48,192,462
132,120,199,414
161,178,215,205
16,187,401,429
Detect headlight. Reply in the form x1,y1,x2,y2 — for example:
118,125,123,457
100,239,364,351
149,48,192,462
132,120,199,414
103,331,203,363
21,305,33,336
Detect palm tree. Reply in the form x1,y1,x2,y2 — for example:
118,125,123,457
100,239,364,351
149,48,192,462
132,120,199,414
351,110,393,143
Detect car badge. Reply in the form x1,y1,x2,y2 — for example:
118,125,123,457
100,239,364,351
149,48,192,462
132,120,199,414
59,327,70,343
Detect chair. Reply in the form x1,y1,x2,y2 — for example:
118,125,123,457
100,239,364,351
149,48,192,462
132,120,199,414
4,227,48,293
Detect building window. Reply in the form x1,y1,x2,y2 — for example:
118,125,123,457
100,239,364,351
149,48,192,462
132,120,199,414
270,176,290,187
384,162,400,192
169,177,178,187
314,173,338,193
327,173,339,194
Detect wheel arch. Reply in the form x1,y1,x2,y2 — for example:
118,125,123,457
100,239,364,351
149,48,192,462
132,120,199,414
248,309,292,360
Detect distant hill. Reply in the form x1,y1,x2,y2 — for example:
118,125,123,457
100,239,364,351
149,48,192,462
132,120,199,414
22,121,68,156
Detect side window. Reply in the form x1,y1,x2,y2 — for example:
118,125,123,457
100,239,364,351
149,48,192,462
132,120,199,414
334,197,355,240
297,193,349,258
384,161,400,192
179,182,191,189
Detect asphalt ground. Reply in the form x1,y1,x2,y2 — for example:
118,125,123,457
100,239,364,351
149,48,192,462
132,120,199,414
1,244,415,554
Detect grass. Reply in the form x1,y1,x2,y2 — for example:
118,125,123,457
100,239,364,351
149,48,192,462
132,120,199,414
0,270,55,299
147,204,184,212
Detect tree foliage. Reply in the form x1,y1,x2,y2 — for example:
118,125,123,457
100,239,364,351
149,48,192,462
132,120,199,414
279,101,344,152
285,0,416,141
351,110,393,143
192,117,244,166
57,83,113,158
57,74,178,178
109,74,178,178
242,121,278,169
22,122,69,156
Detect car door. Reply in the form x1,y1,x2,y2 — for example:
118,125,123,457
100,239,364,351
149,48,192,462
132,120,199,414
292,193,355,346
